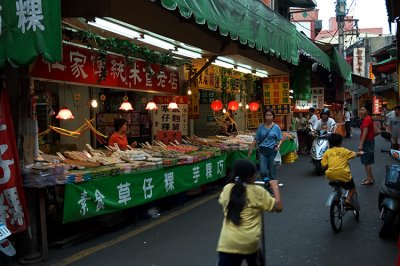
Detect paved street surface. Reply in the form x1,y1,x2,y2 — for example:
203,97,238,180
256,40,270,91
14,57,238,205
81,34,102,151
35,128,397,266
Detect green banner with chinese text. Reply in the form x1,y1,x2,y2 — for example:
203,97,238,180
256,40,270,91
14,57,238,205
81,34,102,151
0,0,62,68
63,154,227,223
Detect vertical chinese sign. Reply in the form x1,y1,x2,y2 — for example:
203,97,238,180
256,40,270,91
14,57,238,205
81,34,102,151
152,96,188,143
372,96,382,115
311,87,324,109
0,0,62,68
263,76,291,114
188,85,199,119
0,90,28,233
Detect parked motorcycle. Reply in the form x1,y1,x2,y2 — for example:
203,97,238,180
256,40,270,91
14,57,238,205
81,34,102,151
379,150,400,239
309,128,330,176
0,222,16,265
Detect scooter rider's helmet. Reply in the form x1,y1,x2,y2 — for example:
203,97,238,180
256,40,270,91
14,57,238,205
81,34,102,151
320,108,330,117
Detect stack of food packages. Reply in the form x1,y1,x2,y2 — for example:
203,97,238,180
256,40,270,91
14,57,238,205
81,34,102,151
24,134,255,186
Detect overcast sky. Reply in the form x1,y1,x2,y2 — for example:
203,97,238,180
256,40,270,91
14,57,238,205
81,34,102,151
316,0,394,34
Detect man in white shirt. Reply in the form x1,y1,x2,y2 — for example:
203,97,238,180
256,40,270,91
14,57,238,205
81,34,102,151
387,106,400,150
308,107,318,128
313,108,337,133
344,107,352,138
306,107,318,153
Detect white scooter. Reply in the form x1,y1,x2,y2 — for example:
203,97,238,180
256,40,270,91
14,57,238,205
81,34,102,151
309,127,330,176
0,222,16,265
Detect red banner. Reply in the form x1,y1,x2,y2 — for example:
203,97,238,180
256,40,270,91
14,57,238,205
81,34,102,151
0,90,28,233
30,44,180,94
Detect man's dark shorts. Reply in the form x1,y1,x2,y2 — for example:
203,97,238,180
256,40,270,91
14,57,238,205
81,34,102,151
361,139,375,165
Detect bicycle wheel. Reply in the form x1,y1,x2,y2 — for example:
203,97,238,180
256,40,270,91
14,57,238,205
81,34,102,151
330,200,343,233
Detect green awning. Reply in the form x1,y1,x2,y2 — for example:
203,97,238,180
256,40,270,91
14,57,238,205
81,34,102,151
160,0,299,65
0,0,62,68
332,49,353,86
296,31,331,70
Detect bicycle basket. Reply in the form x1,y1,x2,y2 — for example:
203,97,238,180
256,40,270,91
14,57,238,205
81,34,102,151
385,165,400,190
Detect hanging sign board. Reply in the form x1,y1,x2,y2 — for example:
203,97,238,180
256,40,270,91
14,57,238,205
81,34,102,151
247,108,264,129
188,85,200,119
311,87,324,109
263,76,290,106
373,96,382,115
152,96,188,138
31,44,180,94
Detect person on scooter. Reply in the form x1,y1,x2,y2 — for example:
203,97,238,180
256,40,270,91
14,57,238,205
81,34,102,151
321,133,363,206
313,108,337,134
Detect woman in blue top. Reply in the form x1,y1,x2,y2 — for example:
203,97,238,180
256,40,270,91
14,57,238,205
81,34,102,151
248,109,283,182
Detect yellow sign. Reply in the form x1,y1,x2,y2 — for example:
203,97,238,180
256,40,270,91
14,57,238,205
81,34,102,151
247,107,264,129
263,76,290,105
188,85,200,119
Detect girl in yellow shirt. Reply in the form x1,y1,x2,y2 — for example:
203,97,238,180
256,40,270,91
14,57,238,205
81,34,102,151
217,159,283,266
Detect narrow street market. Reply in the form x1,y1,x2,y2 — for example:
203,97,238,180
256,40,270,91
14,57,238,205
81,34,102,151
0,0,399,265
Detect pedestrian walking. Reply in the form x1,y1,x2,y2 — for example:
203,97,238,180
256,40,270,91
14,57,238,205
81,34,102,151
216,159,283,266
248,109,283,182
344,107,352,138
386,105,400,150
358,106,375,185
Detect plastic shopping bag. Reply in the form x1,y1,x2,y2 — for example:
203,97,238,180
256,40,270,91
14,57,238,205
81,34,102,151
274,151,282,166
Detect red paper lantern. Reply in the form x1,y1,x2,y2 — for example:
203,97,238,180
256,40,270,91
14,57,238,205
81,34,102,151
210,100,223,111
248,102,260,111
227,100,239,111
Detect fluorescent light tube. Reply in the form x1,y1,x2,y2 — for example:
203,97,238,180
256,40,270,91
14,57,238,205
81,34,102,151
236,66,252,74
172,48,202,59
212,60,234,69
88,18,141,39
138,35,175,51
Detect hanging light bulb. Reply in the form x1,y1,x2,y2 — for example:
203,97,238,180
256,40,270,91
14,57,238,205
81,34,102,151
187,88,192,95
56,106,75,120
91,99,98,108
167,102,179,110
222,108,227,113
239,102,243,107
245,104,249,109
145,100,158,110
119,95,133,111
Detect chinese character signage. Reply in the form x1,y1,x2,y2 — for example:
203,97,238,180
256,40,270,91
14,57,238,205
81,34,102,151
30,44,180,94
152,96,188,137
263,76,290,105
353,47,366,77
265,104,291,115
196,67,217,89
311,87,324,109
188,85,200,119
0,0,62,68
0,90,28,233
63,154,227,223
373,96,382,115
247,107,264,129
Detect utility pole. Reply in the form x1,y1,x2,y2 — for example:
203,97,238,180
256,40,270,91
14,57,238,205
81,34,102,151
336,0,346,56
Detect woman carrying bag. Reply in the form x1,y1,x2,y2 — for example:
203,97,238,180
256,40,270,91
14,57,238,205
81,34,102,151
249,109,283,183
